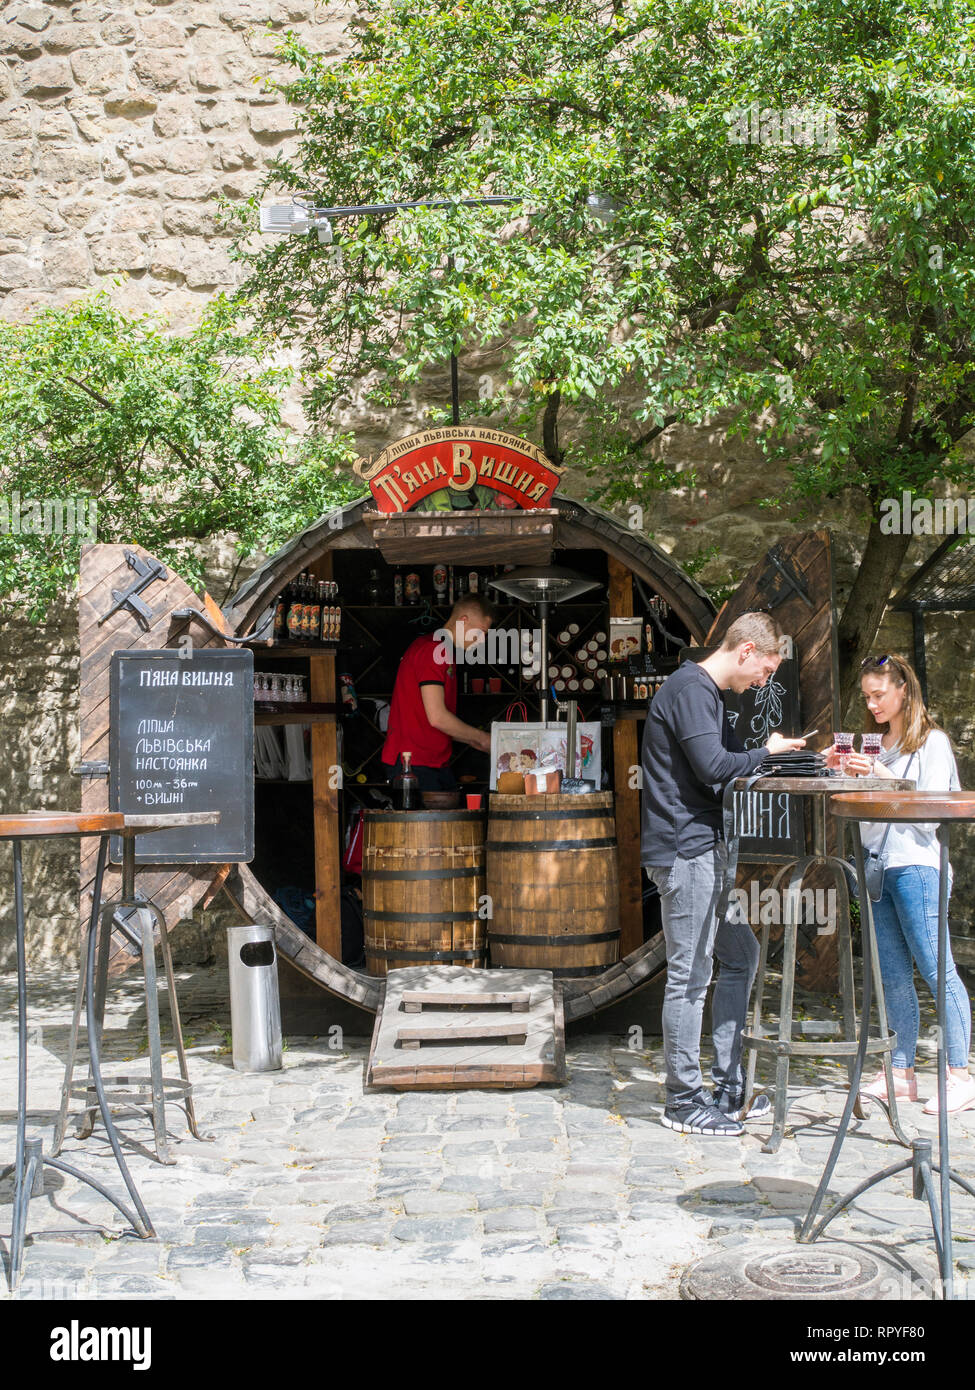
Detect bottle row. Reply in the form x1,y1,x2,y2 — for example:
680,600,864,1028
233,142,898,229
368,563,516,607
272,572,342,645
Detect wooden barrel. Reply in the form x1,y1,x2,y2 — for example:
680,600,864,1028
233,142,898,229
362,810,487,976
486,793,620,977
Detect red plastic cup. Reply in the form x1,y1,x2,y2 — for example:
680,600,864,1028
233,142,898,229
466,794,483,810
488,677,501,693
471,677,485,693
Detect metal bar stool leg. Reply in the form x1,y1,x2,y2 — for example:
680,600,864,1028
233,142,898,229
136,906,173,1165
832,865,868,1122
78,902,113,1141
52,916,89,1157
742,913,772,1114
156,914,207,1141
761,864,804,1154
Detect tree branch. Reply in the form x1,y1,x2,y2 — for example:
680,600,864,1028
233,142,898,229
626,414,680,453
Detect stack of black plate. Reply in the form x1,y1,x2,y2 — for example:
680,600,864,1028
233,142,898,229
755,749,831,778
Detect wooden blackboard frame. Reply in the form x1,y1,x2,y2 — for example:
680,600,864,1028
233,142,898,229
678,646,805,863
109,648,254,864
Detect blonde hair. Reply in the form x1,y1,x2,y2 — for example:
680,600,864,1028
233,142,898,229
860,653,940,754
721,611,784,655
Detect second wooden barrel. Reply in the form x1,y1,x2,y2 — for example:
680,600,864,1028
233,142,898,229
486,792,620,977
362,810,487,976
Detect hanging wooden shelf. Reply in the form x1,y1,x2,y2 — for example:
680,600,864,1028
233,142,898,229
363,508,556,565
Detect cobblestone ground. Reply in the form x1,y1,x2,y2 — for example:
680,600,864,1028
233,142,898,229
2,966,974,1301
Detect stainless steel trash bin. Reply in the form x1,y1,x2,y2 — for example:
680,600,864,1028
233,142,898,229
227,924,283,1072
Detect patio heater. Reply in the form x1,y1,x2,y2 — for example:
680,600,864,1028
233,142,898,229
488,565,602,725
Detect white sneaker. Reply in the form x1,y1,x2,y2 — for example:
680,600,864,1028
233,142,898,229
923,1072,975,1115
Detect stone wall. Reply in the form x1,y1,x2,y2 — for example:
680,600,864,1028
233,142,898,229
1,1,974,967
0,0,348,326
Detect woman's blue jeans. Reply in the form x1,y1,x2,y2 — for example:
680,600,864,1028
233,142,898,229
870,864,971,1070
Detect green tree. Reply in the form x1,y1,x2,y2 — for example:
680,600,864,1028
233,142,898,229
0,294,359,618
232,0,975,708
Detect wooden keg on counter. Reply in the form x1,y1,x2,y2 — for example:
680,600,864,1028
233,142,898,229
486,793,620,977
362,810,487,975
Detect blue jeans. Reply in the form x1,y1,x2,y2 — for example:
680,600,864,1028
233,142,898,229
870,864,971,1069
647,847,761,1105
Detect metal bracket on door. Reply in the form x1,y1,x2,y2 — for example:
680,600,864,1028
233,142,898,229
758,544,814,611
97,552,168,630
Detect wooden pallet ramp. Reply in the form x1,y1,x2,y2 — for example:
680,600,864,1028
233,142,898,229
367,966,566,1090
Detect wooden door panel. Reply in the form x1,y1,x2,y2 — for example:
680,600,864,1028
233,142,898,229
78,544,229,976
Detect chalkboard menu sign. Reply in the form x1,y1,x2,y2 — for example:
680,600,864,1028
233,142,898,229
109,649,254,864
679,646,804,863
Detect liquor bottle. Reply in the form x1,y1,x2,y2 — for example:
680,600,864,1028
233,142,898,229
468,569,479,595
394,752,418,811
315,581,328,643
367,569,382,605
307,581,322,645
287,574,304,643
273,581,289,643
405,572,420,605
433,564,447,604
299,573,313,643
393,568,404,606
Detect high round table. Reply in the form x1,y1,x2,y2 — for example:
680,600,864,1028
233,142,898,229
0,810,217,1290
799,791,975,1301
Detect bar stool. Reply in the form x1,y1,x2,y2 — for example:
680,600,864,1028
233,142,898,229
736,775,915,1153
53,815,216,1166
801,791,975,1301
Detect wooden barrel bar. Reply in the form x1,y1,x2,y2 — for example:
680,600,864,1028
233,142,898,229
362,810,487,976
486,793,620,977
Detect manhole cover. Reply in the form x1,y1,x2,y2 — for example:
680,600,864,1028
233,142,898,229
681,1244,908,1301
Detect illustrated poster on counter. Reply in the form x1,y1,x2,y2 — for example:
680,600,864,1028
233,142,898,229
489,721,601,790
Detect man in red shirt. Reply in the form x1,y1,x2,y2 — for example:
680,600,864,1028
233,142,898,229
381,595,495,790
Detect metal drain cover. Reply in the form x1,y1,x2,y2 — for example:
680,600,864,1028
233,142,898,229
681,1244,907,1301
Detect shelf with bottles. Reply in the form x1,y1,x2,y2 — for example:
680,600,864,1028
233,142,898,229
268,569,343,647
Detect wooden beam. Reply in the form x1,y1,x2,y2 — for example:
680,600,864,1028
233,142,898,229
608,554,643,957
307,550,342,960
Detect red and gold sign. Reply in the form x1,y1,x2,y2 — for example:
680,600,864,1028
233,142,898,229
353,426,563,515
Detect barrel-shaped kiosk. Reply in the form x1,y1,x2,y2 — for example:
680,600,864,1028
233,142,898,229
362,810,487,975
486,793,620,977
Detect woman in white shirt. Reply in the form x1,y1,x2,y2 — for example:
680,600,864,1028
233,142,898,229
835,653,973,1113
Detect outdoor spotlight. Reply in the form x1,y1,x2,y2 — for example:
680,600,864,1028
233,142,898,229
259,199,333,242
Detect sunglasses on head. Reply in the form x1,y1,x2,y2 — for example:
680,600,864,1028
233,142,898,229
861,654,891,669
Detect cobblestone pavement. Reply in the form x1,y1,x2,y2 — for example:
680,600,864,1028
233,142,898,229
2,965,975,1301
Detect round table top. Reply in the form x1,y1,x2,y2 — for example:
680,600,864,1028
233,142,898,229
0,810,219,840
830,790,975,823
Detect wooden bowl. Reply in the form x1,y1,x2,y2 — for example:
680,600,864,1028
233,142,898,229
422,790,461,810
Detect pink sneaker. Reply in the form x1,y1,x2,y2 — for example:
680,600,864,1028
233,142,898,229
859,1068,918,1103
923,1072,975,1115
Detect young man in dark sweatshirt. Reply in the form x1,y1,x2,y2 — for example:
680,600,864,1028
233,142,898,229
642,612,805,1135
